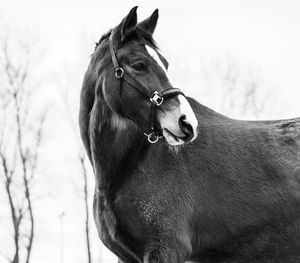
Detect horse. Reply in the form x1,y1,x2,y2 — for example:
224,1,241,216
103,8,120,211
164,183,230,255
79,6,300,263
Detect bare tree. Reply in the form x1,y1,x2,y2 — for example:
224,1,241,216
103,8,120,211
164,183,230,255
208,54,268,119
79,152,92,263
59,74,93,263
0,33,46,263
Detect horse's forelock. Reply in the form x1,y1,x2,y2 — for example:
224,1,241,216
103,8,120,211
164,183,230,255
121,27,157,48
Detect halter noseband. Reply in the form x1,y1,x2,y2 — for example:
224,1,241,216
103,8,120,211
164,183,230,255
109,31,184,143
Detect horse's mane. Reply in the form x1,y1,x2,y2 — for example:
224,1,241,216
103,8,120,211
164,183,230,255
94,27,157,51
95,30,112,50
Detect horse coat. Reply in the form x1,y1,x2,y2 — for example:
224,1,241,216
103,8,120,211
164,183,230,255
79,7,300,263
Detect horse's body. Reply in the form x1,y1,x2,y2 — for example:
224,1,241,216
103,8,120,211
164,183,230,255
80,7,300,263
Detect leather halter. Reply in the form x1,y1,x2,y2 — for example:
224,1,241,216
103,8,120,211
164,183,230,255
109,31,185,143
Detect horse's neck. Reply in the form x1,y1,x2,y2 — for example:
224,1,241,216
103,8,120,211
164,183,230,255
90,100,149,191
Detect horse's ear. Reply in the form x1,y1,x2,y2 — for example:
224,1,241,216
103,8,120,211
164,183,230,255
119,6,138,41
138,9,159,35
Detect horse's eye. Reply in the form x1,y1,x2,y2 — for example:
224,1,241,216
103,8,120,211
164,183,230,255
132,62,146,72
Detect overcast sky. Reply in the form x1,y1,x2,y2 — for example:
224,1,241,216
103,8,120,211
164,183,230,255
1,1,300,263
1,0,300,118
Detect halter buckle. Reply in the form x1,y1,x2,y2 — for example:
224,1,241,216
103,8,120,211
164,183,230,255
115,67,124,79
150,91,163,106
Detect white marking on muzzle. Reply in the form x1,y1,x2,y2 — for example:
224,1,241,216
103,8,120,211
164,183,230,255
178,95,198,137
145,45,168,74
158,94,198,146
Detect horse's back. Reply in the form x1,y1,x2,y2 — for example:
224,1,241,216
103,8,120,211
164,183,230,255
243,117,300,172
258,117,300,148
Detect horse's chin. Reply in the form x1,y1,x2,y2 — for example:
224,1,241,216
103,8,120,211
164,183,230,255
162,128,186,146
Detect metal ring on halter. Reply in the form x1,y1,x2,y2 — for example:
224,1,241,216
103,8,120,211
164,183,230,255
150,91,164,106
144,133,159,144
115,67,124,79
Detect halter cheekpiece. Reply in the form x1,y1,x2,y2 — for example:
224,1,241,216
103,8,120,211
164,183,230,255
109,31,185,143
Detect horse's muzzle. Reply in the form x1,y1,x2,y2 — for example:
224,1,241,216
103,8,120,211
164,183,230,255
157,94,198,145
178,115,195,142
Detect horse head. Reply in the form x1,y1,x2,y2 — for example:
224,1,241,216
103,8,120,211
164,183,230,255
92,6,198,146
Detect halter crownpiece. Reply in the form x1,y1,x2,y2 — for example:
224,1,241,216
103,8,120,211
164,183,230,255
109,31,185,143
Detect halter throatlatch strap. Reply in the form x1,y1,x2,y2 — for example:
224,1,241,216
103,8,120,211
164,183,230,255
109,31,185,143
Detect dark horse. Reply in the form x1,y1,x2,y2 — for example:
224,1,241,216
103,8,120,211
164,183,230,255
79,7,300,263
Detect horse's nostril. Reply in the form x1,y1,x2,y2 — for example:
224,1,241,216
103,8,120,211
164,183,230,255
178,115,194,142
